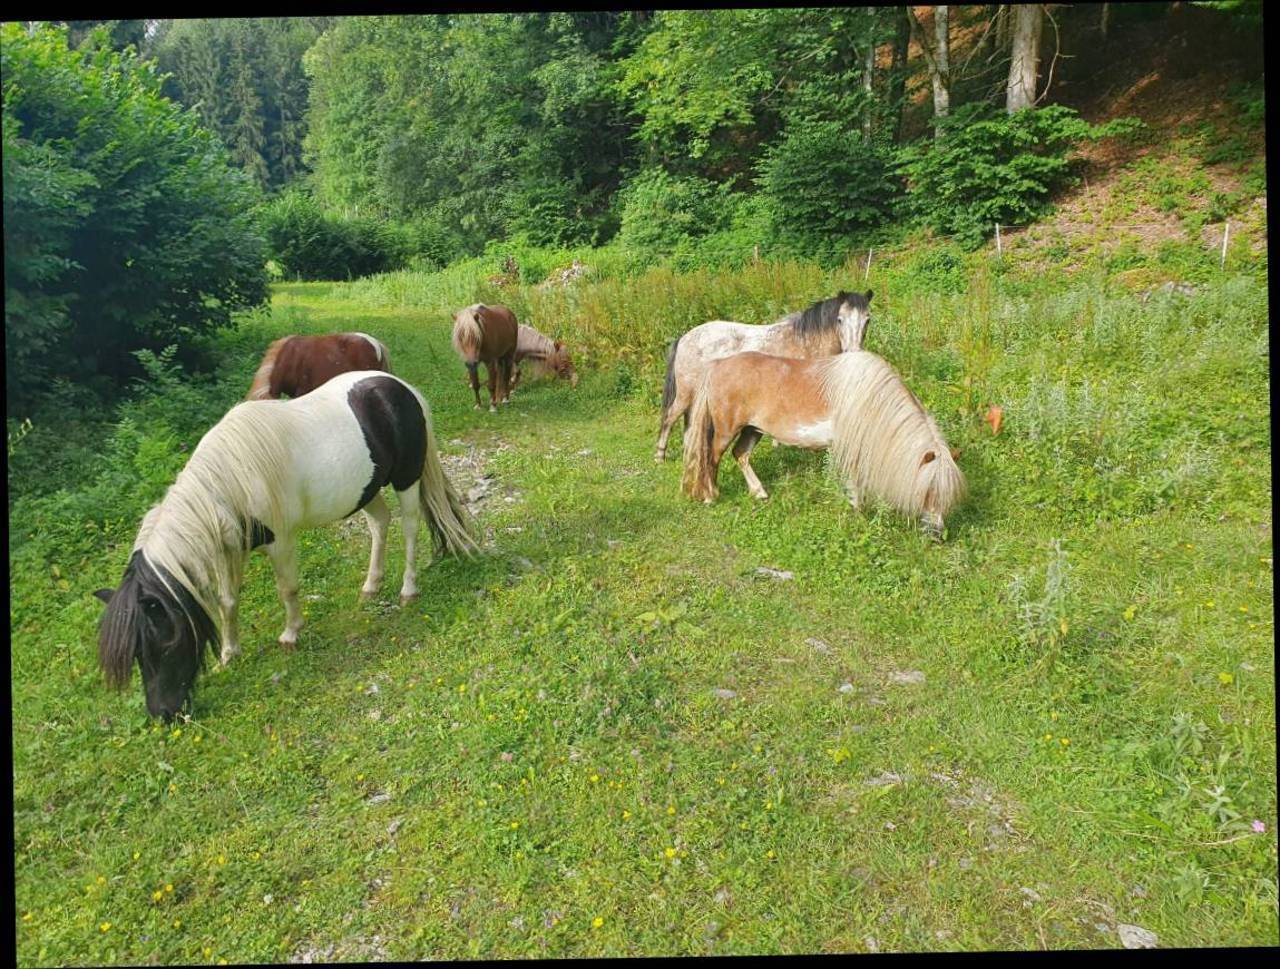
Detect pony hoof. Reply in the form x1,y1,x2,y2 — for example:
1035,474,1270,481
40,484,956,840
278,636,298,652
473,404,482,411
654,452,666,463
489,405,498,413
359,589,376,602
399,593,419,607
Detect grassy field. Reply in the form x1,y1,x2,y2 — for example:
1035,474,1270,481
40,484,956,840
10,255,1277,960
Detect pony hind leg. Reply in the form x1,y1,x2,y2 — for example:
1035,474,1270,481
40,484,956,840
732,426,768,499
359,492,391,600
395,481,423,605
655,384,693,462
499,353,515,404
265,535,304,649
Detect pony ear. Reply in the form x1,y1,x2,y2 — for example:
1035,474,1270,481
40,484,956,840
554,340,563,350
865,289,873,302
93,588,115,605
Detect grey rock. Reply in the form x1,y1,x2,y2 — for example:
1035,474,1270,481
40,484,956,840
1118,924,1157,949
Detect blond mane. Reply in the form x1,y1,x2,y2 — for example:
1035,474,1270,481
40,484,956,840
818,351,965,519
135,402,292,635
451,305,486,359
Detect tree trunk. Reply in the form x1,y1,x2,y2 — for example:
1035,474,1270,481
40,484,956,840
907,7,951,136
933,6,950,123
1100,3,1111,38
863,39,876,142
1006,3,1044,113
890,8,910,142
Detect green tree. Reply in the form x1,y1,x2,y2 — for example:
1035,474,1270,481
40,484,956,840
155,18,329,191
2,23,269,403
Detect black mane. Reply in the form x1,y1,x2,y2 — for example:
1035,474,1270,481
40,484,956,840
98,550,217,688
787,291,870,336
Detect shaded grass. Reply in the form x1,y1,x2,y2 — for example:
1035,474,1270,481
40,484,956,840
11,263,1276,961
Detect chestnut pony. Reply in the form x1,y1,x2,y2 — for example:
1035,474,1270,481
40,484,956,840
510,324,578,394
681,350,965,539
452,304,518,411
247,332,390,400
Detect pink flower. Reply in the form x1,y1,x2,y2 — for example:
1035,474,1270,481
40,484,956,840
1251,820,1266,834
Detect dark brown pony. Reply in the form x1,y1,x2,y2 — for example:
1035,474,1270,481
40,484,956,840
451,303,518,412
247,332,391,400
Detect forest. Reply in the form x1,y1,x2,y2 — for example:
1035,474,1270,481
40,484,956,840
6,5,1275,961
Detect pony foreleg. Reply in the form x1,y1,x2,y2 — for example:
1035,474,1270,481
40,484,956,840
218,593,241,667
486,363,499,413
396,482,422,605
359,493,390,600
265,537,303,649
466,362,482,410
732,427,768,499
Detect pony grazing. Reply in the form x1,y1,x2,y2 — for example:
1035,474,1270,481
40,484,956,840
95,371,477,721
681,350,965,538
452,304,518,411
655,291,872,461
509,323,578,394
247,332,391,400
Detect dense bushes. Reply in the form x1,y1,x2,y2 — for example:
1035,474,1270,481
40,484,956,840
259,187,415,280
2,23,269,404
756,120,901,255
897,103,1143,248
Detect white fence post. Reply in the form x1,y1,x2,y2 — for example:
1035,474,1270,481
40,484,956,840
995,223,1003,257
1220,221,1230,271
864,247,873,281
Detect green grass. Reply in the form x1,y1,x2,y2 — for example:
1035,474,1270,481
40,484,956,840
10,256,1276,961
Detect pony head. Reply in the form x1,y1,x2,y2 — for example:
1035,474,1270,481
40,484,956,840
95,551,217,721
551,340,579,387
837,290,873,351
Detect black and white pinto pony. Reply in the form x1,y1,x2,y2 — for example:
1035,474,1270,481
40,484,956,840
95,371,477,720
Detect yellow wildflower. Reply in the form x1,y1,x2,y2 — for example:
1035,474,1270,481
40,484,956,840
99,922,111,932
592,916,604,929
664,847,676,859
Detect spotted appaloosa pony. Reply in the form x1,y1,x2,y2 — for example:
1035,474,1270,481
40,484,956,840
655,291,872,462
509,324,578,394
452,304,518,412
95,371,477,720
247,332,391,400
681,350,965,539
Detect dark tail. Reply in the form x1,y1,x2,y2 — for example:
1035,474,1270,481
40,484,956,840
659,335,681,430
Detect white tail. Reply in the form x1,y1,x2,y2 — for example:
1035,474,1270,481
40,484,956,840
417,409,479,558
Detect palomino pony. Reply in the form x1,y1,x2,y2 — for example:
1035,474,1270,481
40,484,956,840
509,324,578,394
95,371,477,720
452,304,518,411
655,291,873,461
247,332,391,399
681,350,965,538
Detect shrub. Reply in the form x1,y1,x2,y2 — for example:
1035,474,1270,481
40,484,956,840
2,23,269,405
756,119,901,255
615,168,730,263
259,188,410,280
898,103,1143,248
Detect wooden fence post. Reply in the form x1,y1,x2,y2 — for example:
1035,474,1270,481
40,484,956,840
864,248,873,281
995,223,1003,257
1220,221,1230,271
